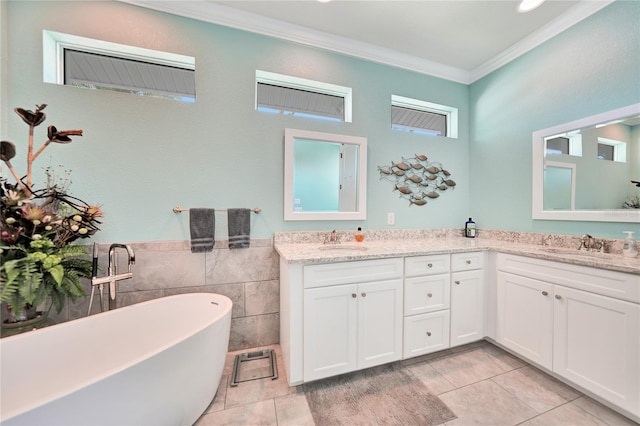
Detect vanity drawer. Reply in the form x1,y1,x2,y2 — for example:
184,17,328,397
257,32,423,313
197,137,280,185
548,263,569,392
404,275,451,315
403,311,450,358
451,252,484,272
304,257,403,289
405,254,450,277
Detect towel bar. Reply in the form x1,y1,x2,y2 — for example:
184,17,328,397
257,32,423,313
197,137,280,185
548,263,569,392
173,206,262,214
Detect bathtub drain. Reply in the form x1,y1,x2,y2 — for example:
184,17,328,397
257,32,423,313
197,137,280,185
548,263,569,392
230,349,278,386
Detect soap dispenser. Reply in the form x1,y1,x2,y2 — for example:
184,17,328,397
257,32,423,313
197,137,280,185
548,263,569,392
465,218,476,238
355,227,364,242
622,231,638,257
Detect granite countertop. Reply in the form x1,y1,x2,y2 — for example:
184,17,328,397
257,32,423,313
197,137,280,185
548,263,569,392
274,237,640,275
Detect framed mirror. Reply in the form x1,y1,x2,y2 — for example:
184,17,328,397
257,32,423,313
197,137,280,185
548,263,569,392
284,128,367,221
532,103,640,223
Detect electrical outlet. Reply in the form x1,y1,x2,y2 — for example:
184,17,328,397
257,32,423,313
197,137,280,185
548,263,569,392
387,212,395,225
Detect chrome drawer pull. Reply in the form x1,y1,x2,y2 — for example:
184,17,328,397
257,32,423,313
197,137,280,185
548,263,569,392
426,331,432,337
352,293,357,298
427,292,433,298
466,260,472,264
361,292,367,297
555,294,562,300
427,263,433,268
542,291,548,296
455,280,461,285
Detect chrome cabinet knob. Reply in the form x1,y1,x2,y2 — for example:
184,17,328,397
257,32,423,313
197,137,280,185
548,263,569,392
427,263,433,268
555,294,562,300
426,331,432,337
455,280,461,285
352,293,357,298
542,291,548,296
361,292,367,297
427,292,433,298
466,260,472,264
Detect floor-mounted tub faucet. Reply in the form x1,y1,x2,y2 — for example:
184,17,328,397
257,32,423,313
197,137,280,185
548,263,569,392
88,243,135,314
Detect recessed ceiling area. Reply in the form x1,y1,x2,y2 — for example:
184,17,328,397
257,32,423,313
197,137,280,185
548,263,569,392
119,0,614,83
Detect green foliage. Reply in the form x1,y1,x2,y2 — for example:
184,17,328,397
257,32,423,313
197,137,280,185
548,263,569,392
0,238,92,317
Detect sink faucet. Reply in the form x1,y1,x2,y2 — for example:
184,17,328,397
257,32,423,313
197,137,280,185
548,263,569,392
324,230,341,245
578,234,605,252
88,243,135,314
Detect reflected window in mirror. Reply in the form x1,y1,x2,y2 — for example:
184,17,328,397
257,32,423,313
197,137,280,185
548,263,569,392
545,132,582,156
284,128,367,221
597,138,626,162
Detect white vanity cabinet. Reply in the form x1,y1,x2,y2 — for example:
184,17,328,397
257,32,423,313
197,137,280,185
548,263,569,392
450,252,485,347
302,258,403,382
403,254,451,358
496,253,640,419
496,271,553,368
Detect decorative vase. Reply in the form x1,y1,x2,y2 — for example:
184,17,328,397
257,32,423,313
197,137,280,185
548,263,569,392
1,303,52,335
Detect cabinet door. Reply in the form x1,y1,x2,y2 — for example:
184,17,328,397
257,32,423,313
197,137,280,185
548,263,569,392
404,274,450,315
304,284,358,381
496,271,553,369
404,311,450,358
554,285,640,418
358,279,403,369
450,269,484,347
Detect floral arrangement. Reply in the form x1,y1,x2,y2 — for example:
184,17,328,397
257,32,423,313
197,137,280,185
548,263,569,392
622,194,640,209
0,104,102,323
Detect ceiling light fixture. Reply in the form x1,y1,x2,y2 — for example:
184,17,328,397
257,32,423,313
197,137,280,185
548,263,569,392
518,0,546,13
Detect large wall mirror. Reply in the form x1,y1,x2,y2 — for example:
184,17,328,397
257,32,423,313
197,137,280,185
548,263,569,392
284,128,367,221
532,103,640,223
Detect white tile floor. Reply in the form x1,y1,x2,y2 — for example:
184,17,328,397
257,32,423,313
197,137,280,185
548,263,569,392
195,341,638,426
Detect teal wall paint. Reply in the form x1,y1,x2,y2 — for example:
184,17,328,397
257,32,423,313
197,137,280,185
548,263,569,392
3,1,636,243
3,1,469,242
469,0,640,239
293,140,340,212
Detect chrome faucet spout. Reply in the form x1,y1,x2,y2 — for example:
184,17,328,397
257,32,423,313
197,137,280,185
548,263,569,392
109,243,136,269
324,230,341,244
88,243,135,315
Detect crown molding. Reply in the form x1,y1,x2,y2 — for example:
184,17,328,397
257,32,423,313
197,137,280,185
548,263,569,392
118,0,615,85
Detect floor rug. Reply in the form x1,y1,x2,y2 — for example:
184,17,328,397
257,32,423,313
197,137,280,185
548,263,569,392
304,364,457,425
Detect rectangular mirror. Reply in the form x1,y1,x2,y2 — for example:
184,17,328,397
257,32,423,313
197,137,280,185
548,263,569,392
284,128,367,221
532,103,640,223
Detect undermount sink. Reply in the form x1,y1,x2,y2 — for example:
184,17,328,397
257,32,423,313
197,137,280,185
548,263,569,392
538,247,607,258
318,244,368,251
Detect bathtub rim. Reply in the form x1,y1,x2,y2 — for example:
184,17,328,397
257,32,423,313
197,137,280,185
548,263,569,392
0,292,232,422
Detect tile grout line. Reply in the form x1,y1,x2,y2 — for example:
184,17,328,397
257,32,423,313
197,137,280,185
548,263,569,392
488,373,546,422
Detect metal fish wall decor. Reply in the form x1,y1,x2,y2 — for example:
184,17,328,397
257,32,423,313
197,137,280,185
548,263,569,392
378,154,457,207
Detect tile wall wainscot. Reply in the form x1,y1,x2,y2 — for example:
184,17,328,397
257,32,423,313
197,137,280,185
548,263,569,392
2,229,631,345
2,239,280,351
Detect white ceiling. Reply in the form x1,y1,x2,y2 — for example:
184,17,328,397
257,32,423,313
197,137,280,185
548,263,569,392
120,0,615,84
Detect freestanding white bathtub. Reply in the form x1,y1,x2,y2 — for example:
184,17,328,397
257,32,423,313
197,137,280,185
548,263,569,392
0,293,232,426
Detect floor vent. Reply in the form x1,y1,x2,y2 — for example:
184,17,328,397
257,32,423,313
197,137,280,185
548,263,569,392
230,349,278,387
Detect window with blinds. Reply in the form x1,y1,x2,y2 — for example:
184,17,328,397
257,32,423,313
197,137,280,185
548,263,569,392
392,105,446,136
43,30,196,102
391,95,458,138
256,70,352,122
64,49,195,101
